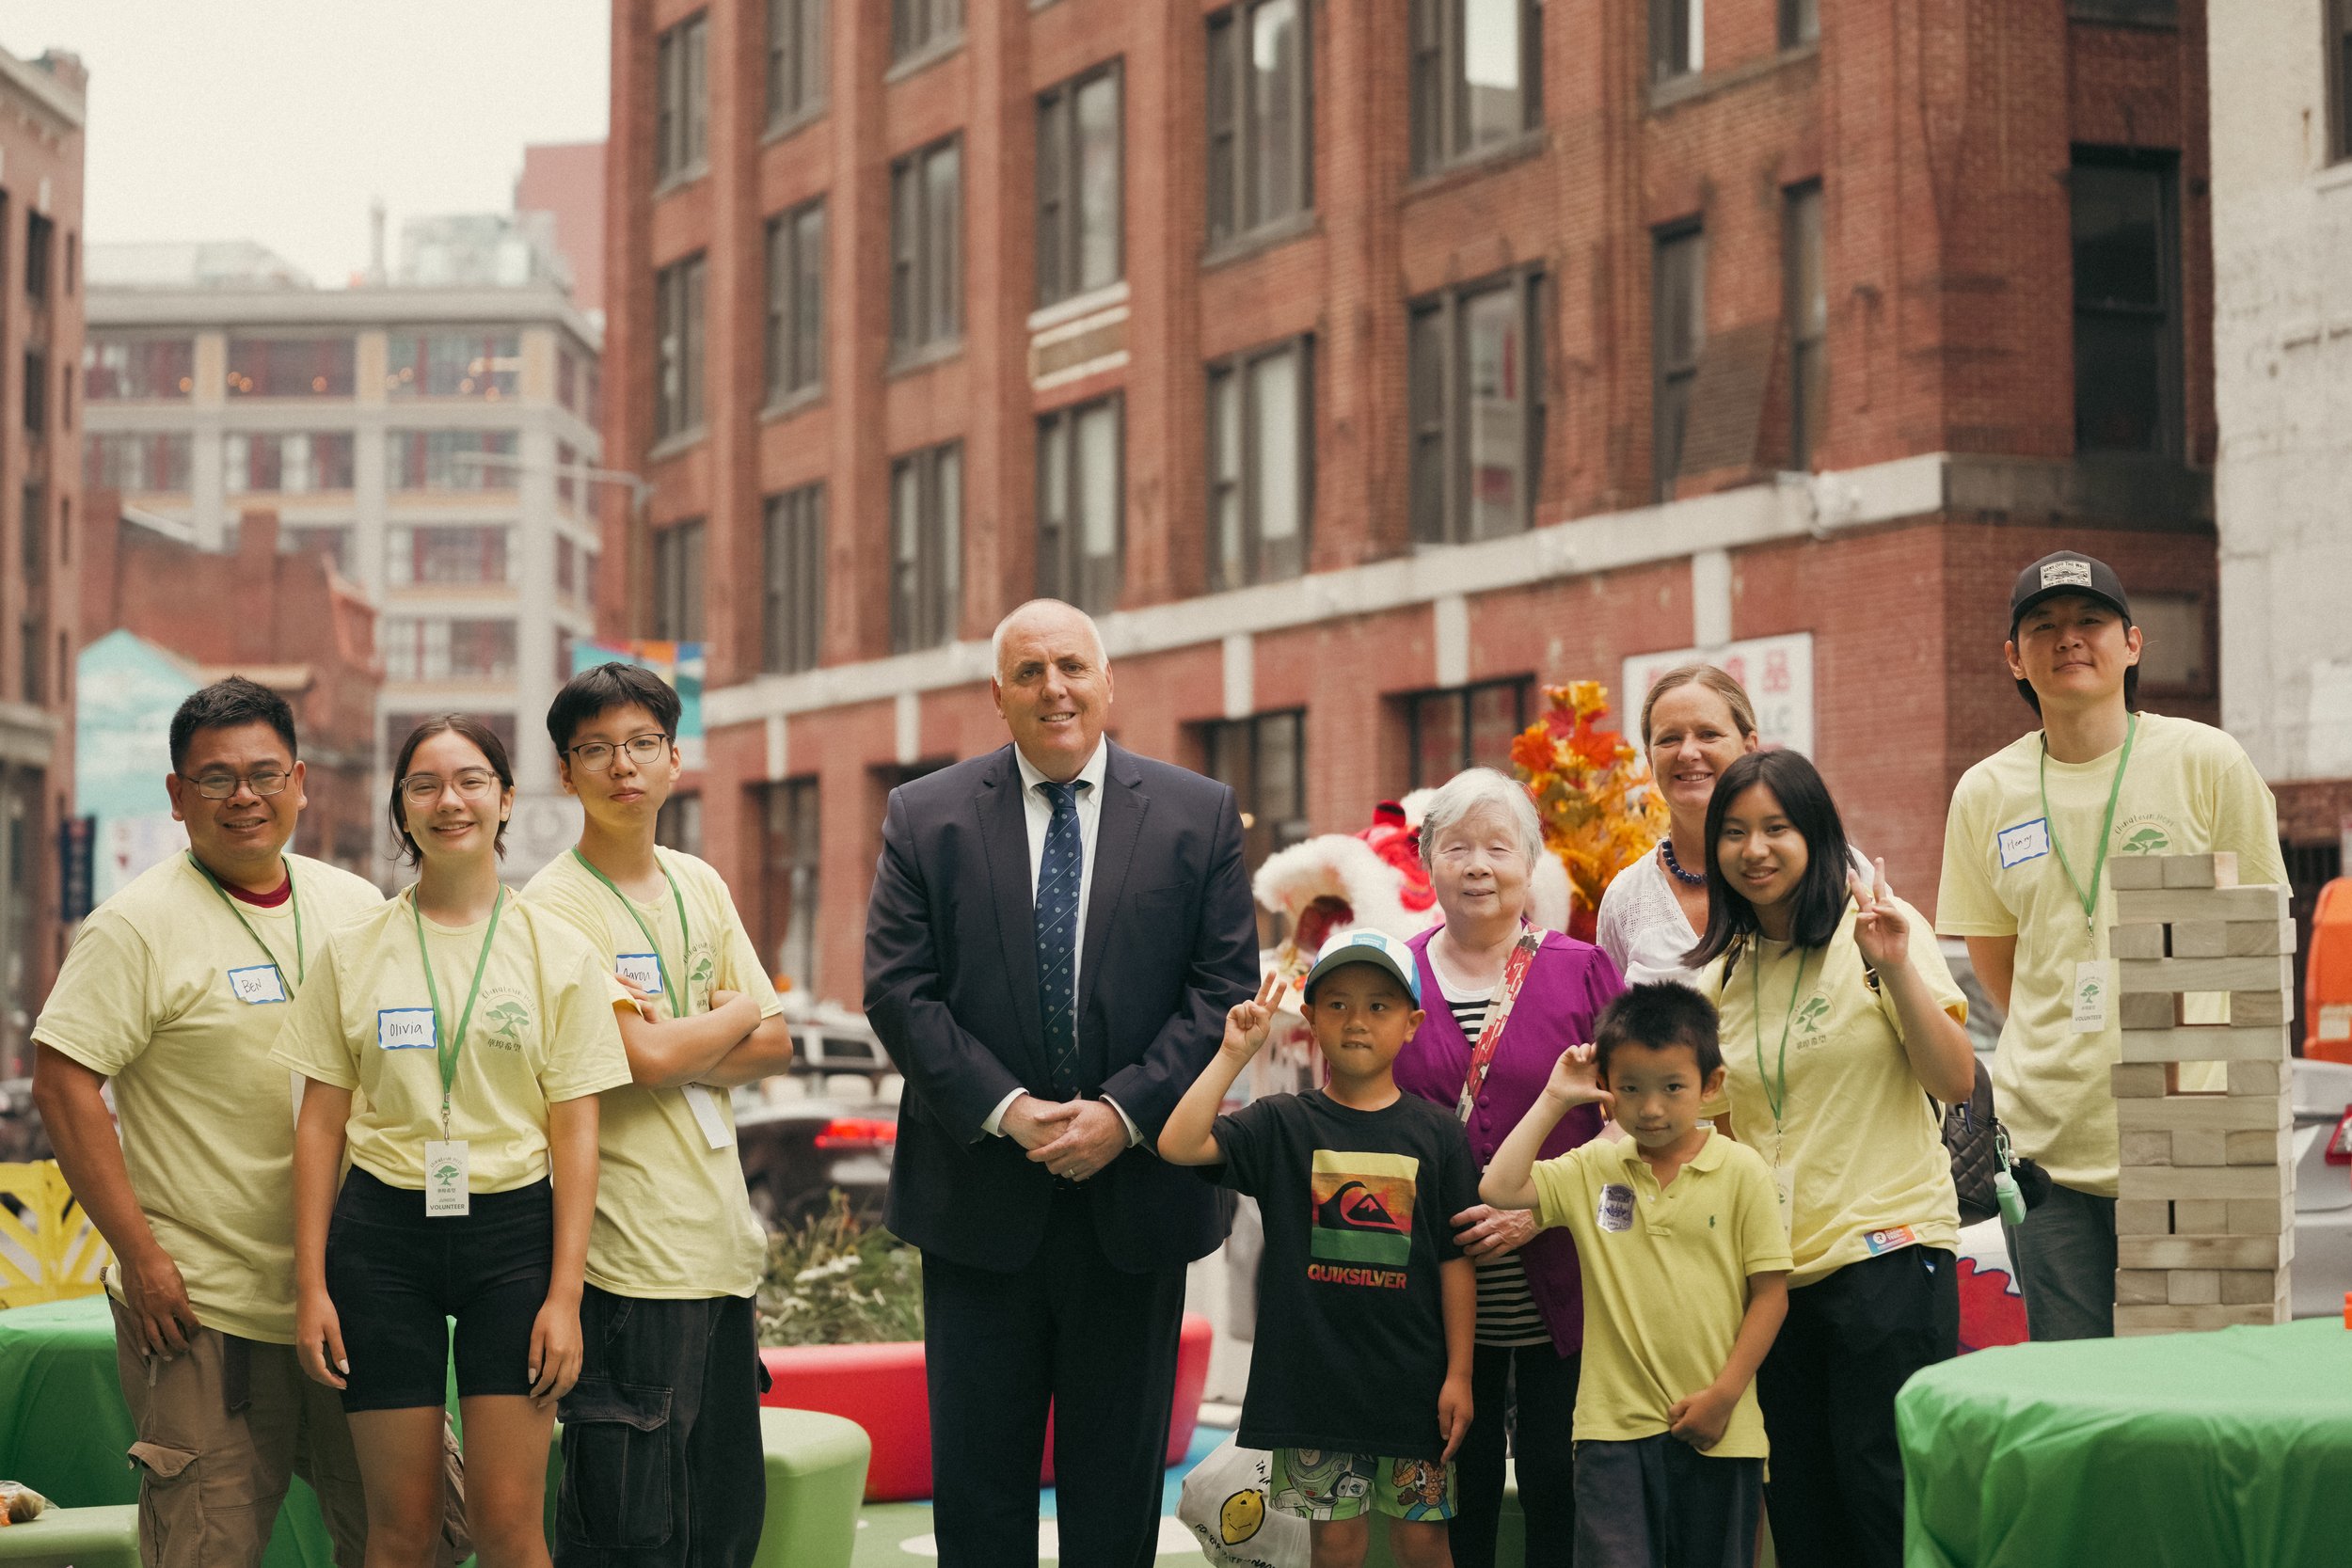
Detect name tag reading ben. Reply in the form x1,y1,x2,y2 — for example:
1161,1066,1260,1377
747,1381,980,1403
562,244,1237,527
1997,817,2051,870
377,1008,437,1051
228,964,289,1006
615,952,663,999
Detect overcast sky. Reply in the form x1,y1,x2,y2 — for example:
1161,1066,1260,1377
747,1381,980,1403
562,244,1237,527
3,1,607,287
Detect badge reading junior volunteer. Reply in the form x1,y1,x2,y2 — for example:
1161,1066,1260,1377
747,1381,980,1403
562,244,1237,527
1597,1183,1635,1233
423,1139,470,1217
681,1083,736,1150
378,1007,437,1050
2070,958,2114,1034
227,963,289,1005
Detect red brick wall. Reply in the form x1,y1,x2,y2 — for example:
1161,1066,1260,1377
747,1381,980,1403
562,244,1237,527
516,141,610,317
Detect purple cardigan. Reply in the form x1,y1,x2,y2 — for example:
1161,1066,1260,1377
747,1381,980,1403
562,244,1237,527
1394,926,1625,1356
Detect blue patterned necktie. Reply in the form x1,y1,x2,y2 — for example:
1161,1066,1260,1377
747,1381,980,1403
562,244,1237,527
1034,778,1089,1097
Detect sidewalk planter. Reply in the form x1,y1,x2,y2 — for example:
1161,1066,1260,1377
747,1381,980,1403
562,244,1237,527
759,1312,1215,1502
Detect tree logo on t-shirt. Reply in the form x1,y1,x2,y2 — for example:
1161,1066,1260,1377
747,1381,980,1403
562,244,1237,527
483,1000,532,1050
1794,994,1831,1037
2121,826,2171,854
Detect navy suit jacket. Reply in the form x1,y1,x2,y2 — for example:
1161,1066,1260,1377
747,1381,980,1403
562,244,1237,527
864,740,1258,1274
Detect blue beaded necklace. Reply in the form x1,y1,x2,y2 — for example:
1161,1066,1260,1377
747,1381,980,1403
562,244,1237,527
1659,837,1708,887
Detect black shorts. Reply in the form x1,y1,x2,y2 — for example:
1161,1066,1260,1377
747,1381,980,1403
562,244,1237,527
325,1165,554,1412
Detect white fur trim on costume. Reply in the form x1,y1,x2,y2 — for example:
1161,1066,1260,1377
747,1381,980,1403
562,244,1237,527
1250,834,1434,942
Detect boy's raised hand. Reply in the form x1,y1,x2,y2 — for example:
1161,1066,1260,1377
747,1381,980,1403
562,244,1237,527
1543,1043,1613,1116
1220,972,1285,1061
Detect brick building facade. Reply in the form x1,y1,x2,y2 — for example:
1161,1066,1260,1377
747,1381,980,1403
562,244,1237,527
603,0,2222,1010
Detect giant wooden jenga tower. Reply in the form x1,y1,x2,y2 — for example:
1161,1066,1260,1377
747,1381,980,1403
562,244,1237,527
2110,853,2296,1336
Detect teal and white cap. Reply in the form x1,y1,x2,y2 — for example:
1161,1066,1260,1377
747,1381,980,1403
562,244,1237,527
1302,927,1422,1006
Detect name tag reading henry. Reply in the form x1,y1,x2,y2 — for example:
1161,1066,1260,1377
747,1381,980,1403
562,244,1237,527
377,1008,437,1051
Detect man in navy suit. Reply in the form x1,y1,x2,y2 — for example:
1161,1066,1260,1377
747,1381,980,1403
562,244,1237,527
866,598,1259,1566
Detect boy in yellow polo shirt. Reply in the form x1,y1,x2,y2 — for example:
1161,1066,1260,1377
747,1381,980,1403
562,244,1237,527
1483,985,1789,1568
522,663,795,1568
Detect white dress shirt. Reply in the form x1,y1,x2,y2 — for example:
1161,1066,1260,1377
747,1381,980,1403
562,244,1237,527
984,741,1139,1144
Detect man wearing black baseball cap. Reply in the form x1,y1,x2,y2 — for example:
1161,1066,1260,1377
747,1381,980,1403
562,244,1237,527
1934,550,2284,1340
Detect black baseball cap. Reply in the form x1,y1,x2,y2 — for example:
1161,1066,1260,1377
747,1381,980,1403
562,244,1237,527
2009,551,2133,636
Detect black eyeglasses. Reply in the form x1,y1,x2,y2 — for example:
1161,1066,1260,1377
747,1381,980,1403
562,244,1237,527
180,768,293,800
565,734,671,772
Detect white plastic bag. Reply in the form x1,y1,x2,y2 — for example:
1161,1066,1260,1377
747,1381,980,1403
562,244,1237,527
1177,1436,1308,1568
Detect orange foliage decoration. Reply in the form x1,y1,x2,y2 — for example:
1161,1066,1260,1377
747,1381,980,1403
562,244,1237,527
1511,681,1669,942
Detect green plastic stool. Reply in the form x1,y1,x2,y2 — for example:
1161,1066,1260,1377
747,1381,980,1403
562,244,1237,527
0,1504,141,1568
749,1407,869,1568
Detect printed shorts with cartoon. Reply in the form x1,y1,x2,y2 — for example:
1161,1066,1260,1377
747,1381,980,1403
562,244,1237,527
1269,1447,1457,1523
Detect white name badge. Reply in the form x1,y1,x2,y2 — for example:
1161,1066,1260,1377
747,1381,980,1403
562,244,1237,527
424,1139,470,1217
2070,958,2114,1034
1597,1183,1635,1233
615,952,663,999
377,1008,437,1051
228,964,289,1006
1773,1163,1796,1237
1997,817,2051,870
682,1084,735,1150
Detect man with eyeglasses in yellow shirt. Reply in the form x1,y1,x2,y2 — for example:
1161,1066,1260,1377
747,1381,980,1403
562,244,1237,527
32,677,467,1568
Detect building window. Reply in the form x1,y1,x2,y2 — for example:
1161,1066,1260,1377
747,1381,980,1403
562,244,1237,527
656,793,705,857
1208,337,1311,591
1779,0,1816,47
85,433,193,492
758,779,821,997
1650,0,1701,81
1406,677,1530,790
282,525,351,573
891,138,962,357
766,199,826,404
2132,591,2210,693
387,525,511,587
19,484,42,588
1199,709,1309,879
226,433,356,495
652,520,707,643
59,361,72,433
1652,224,1704,499
21,350,43,434
892,0,962,62
764,484,826,674
2334,1,2352,164
24,212,51,302
2072,152,2178,457
389,430,519,490
558,536,580,600
558,344,580,412
85,338,194,400
1409,271,1548,544
1208,0,1311,248
227,337,356,397
656,252,708,439
385,331,521,399
890,443,961,652
1410,0,1544,176
1037,64,1122,307
656,12,710,184
383,618,518,682
1036,397,1122,614
557,441,580,510
1785,183,1825,472
769,0,826,126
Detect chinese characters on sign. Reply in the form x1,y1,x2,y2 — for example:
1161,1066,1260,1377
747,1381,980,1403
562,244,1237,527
1621,632,1815,759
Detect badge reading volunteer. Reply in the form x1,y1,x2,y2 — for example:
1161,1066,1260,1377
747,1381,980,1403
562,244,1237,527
2070,958,2114,1034
411,889,506,1218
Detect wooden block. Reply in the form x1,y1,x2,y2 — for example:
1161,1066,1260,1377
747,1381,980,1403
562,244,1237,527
2118,1025,2291,1064
2116,1199,2174,1235
2116,1163,2290,1201
2170,1129,2229,1166
2116,886,2289,924
2120,993,2179,1030
2110,921,2169,959
2117,1233,2286,1270
2119,956,2293,994
2167,921,2226,957
2229,990,2288,1027
2172,1199,2230,1232
2112,1062,2171,1098
2115,1269,2169,1305
2225,1058,2283,1097
2224,919,2297,958
2110,855,2169,890
2115,1093,2290,1132
2160,852,2238,889
2167,1270,2221,1305
2116,1301,2287,1335
2225,1126,2294,1166
2120,1131,2172,1165
2220,1270,2284,1306
2228,1198,2290,1235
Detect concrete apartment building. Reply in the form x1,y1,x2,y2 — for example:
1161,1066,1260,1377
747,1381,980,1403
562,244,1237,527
2211,5,2352,930
0,44,84,1077
602,0,2225,1009
83,235,605,880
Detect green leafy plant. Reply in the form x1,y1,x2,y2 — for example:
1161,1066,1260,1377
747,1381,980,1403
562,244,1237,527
755,1190,924,1348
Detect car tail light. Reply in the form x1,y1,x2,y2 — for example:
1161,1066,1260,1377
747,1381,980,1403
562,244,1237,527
815,1117,898,1151
2328,1108,2352,1166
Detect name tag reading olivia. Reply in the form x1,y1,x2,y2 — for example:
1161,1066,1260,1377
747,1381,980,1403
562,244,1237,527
377,1008,437,1051
615,952,663,999
227,964,289,1006
1597,1183,1635,1234
1997,817,2051,870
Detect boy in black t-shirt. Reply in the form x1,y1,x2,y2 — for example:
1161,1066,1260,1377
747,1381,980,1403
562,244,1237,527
1163,929,1478,1568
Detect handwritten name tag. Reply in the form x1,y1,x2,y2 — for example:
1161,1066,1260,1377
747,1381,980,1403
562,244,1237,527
377,1008,437,1051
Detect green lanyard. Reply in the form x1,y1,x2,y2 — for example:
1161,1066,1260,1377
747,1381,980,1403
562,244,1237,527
1751,940,1814,1132
411,888,505,1138
569,848,693,1019
188,852,304,989
2040,712,2138,932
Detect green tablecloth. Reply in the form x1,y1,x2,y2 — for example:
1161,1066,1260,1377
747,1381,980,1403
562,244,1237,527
1897,1317,2352,1568
0,1295,340,1567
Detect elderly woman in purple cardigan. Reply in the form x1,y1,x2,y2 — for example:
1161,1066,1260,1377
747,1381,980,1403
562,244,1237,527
1393,768,1625,1568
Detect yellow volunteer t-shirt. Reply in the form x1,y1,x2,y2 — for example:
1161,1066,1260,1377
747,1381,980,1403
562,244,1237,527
523,846,784,1299
1936,713,2286,1196
1700,898,1965,1287
32,852,383,1343
1532,1129,1788,1457
269,888,632,1192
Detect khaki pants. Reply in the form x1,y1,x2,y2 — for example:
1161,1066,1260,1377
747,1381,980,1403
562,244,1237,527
110,1296,470,1568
